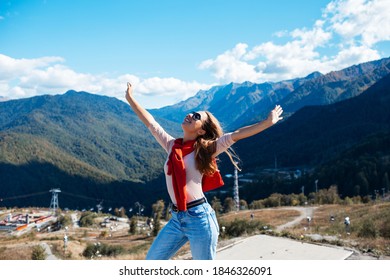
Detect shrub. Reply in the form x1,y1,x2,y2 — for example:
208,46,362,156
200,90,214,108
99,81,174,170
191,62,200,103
99,230,108,238
79,211,97,227
114,208,127,218
152,200,165,236
315,185,340,204
249,200,264,209
379,215,390,239
31,245,47,260
129,217,137,235
57,214,72,227
357,219,378,238
211,197,223,216
219,218,265,238
343,197,354,205
351,196,362,204
239,199,248,210
82,243,125,258
263,193,282,207
82,243,97,258
223,197,236,213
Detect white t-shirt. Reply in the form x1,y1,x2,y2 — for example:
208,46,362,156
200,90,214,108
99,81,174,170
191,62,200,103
148,121,235,204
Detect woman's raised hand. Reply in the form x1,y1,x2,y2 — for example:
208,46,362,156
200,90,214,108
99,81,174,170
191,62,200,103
267,105,283,125
125,82,133,103
124,82,155,126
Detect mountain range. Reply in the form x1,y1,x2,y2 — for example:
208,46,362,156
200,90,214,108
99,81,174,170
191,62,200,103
0,92,180,210
1,57,390,211
227,70,390,172
152,57,390,130
150,71,321,130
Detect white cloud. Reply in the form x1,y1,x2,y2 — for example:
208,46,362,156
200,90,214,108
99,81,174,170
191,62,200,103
136,77,209,98
273,30,288,38
199,43,260,83
323,45,380,70
0,54,212,108
199,0,388,83
1,0,389,107
325,0,390,46
0,54,64,80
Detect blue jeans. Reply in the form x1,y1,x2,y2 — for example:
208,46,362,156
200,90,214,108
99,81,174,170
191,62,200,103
146,202,219,260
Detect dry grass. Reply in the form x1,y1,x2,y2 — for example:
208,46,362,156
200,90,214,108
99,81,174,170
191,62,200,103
0,243,34,260
1,203,390,259
0,207,323,260
292,203,390,234
284,203,390,257
0,231,42,260
218,208,301,228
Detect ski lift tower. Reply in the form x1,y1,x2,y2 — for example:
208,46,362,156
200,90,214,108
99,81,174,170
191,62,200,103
49,188,61,215
233,163,240,212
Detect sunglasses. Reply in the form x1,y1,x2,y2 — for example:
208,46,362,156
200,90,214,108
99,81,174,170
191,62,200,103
191,111,202,121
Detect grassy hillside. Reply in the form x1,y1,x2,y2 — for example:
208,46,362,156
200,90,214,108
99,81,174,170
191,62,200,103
0,91,178,210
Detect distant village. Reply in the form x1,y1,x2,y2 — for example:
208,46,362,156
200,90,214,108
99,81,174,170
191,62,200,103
0,209,56,234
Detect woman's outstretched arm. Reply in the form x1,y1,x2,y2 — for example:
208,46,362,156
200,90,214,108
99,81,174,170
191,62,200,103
126,83,174,152
125,82,155,127
231,105,283,142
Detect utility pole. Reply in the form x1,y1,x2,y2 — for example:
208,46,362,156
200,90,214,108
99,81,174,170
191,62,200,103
233,163,240,212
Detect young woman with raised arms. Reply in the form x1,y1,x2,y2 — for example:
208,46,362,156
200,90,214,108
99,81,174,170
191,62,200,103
125,82,283,260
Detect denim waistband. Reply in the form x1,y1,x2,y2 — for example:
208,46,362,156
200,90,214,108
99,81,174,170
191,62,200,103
171,197,206,212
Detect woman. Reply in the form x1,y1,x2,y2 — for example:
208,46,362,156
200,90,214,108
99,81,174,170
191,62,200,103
125,82,283,260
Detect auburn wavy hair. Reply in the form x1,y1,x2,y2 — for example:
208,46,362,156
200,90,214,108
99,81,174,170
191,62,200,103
193,111,240,175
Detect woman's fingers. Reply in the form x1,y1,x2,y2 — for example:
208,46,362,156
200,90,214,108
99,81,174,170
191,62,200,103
126,82,133,95
125,82,133,102
273,105,283,115
271,105,283,123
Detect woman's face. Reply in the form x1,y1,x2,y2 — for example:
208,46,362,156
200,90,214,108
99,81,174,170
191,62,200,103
181,111,208,135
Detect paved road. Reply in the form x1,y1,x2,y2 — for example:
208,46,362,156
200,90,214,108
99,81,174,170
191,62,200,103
216,234,353,260
216,206,353,260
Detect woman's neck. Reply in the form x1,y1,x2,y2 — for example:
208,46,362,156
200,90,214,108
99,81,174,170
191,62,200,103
182,132,197,143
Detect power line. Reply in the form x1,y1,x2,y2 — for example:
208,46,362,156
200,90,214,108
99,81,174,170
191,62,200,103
61,191,118,204
0,189,135,208
0,191,48,201
60,191,101,202
1,190,112,203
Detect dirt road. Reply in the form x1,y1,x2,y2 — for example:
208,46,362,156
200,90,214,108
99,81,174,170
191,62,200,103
275,206,316,232
41,242,59,260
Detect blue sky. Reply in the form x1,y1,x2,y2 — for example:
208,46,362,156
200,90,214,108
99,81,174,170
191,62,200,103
1,0,389,108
